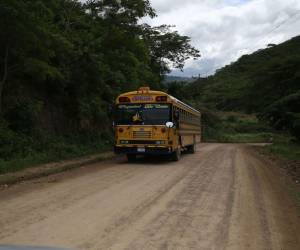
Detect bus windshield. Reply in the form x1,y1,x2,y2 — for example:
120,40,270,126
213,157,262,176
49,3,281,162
116,104,171,125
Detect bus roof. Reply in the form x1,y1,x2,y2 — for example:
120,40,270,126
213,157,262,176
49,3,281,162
117,88,201,116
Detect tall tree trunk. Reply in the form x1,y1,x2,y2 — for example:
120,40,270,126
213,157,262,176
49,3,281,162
0,46,9,114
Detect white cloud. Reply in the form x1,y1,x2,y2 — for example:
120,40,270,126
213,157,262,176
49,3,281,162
146,0,300,76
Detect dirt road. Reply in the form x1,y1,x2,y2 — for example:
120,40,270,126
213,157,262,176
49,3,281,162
0,144,300,250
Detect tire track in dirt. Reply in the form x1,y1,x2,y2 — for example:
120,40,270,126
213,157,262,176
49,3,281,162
0,144,299,250
104,145,235,250
78,144,223,249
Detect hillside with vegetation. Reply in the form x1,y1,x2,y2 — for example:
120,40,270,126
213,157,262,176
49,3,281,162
1,0,299,175
167,36,300,147
163,75,194,83
0,0,200,173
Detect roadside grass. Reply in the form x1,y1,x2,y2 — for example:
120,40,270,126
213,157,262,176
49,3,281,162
0,135,112,175
261,133,300,211
203,111,273,143
287,185,300,212
204,131,272,143
266,134,300,161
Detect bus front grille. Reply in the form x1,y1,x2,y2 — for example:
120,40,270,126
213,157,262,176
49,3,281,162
133,131,152,139
127,140,156,144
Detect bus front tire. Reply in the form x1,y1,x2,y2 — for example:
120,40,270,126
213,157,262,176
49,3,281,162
172,148,181,161
127,154,136,162
186,144,195,154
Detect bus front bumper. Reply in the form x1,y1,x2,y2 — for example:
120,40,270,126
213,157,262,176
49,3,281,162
114,146,172,155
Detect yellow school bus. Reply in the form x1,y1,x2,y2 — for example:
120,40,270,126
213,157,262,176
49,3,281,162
114,87,201,161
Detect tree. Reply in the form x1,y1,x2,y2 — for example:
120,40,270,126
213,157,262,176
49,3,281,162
141,24,201,76
85,0,156,24
0,0,200,136
0,0,61,113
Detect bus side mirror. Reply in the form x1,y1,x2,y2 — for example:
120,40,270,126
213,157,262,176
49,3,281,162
166,122,174,128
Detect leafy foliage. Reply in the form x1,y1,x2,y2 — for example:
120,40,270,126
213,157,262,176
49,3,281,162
0,0,200,167
168,36,300,141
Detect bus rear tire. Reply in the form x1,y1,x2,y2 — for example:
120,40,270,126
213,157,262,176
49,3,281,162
171,148,181,161
187,144,195,154
127,154,136,162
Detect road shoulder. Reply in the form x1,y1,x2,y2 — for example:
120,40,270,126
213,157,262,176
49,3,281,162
0,151,115,187
251,145,300,212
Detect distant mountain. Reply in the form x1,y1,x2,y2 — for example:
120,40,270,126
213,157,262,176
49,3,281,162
166,35,300,140
193,35,300,111
163,75,195,83
181,35,300,140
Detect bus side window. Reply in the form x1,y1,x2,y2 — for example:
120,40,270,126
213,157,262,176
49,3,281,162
174,108,180,123
180,109,183,122
179,109,182,122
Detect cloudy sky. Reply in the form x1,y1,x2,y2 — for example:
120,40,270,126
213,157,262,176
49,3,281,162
144,0,300,77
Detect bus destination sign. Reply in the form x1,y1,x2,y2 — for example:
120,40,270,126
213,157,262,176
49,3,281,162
132,95,154,102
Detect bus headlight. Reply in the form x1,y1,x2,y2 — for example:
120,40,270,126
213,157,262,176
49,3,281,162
120,140,129,144
155,140,165,145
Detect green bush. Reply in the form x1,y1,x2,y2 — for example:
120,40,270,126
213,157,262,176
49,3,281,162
266,134,300,160
261,92,300,141
0,131,112,175
4,101,42,134
202,111,273,143
227,115,238,123
291,114,300,141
